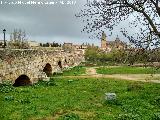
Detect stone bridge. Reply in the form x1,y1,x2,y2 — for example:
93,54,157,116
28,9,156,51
0,49,84,86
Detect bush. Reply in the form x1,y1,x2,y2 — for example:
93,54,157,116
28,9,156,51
127,83,143,91
4,96,14,101
104,99,121,106
85,46,128,65
0,83,14,93
34,79,56,87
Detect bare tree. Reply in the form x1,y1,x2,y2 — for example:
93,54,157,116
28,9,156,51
76,0,160,49
9,29,29,49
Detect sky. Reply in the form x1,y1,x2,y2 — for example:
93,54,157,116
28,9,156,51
0,0,130,46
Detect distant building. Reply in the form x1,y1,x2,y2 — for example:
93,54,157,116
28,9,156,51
101,32,127,52
107,37,127,50
101,31,107,49
63,43,73,52
73,44,88,50
63,42,90,52
28,41,40,47
73,44,81,50
81,43,90,49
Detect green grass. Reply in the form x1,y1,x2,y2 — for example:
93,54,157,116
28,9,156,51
54,66,86,76
97,66,160,74
0,78,160,120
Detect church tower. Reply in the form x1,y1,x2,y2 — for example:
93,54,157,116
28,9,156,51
101,31,107,49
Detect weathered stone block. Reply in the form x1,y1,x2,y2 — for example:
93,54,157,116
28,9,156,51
105,93,117,101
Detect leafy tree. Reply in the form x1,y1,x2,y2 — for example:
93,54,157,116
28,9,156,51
41,42,61,47
51,41,61,47
85,46,126,65
46,42,50,47
85,46,154,66
40,43,43,47
111,49,127,63
85,46,99,62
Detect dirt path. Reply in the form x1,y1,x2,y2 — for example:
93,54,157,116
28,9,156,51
54,74,160,83
85,67,97,75
53,67,160,84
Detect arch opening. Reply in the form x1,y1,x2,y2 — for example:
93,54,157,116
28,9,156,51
13,75,31,87
58,61,62,69
43,63,52,77
65,59,67,63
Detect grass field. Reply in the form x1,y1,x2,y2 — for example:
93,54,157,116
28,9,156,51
0,77,160,120
96,66,160,74
54,66,86,76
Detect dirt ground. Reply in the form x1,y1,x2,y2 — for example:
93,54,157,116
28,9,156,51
55,67,160,84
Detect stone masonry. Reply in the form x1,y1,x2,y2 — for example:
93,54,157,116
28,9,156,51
0,49,84,85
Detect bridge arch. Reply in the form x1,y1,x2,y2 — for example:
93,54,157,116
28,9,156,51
64,59,67,63
13,74,31,87
43,63,52,77
58,61,62,69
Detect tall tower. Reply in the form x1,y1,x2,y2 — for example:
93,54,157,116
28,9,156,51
101,31,107,49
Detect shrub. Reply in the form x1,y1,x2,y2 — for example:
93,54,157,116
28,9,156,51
4,96,14,101
34,79,56,87
0,83,14,93
127,83,143,91
104,99,121,106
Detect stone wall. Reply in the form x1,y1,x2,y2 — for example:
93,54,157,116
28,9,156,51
0,49,84,85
